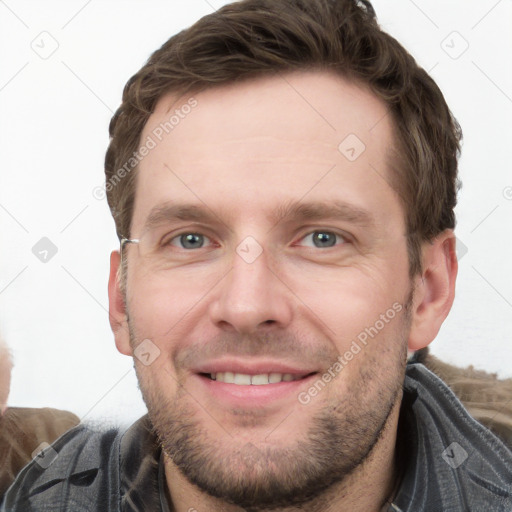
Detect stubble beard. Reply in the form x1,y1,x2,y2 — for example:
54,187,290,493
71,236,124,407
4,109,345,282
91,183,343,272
130,321,409,511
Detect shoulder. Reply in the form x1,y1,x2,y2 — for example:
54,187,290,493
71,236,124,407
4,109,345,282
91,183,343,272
398,359,512,510
0,407,81,499
416,347,512,449
1,421,125,512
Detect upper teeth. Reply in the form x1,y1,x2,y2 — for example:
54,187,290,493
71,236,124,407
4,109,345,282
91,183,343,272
211,372,301,385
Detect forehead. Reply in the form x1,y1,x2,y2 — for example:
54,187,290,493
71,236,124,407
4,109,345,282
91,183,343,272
132,70,400,231
145,70,391,150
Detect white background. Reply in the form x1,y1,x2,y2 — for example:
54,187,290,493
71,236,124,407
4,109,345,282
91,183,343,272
0,0,511,426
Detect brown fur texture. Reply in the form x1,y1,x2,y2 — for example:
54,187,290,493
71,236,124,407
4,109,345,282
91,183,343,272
0,407,80,497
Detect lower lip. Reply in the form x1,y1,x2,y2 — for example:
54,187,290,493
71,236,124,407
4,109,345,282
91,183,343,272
195,373,318,408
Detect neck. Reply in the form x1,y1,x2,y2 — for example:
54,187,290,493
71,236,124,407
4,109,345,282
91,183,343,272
164,391,403,512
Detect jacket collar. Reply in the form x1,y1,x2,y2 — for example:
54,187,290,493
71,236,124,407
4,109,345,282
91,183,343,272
391,362,512,511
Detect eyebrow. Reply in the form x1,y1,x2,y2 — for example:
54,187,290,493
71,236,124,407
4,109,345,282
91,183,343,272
270,199,376,229
142,199,376,233
143,203,226,232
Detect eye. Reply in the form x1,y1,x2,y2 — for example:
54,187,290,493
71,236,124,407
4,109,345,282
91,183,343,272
297,230,348,249
168,232,213,250
161,230,347,251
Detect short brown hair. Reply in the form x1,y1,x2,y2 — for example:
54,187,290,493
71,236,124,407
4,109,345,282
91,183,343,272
105,0,461,277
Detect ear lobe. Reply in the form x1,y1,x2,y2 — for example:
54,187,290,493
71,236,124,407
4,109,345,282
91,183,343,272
108,250,132,356
408,230,458,351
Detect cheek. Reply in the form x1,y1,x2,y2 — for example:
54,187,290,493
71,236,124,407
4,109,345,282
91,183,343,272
286,264,410,347
134,357,180,412
126,265,220,355
128,283,193,342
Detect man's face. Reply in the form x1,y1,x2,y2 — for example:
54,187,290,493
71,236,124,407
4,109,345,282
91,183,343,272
120,71,415,508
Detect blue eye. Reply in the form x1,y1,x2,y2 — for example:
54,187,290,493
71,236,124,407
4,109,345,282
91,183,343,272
163,230,346,252
299,231,345,248
170,233,211,249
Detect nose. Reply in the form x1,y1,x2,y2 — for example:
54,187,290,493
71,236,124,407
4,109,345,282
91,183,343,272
208,246,293,334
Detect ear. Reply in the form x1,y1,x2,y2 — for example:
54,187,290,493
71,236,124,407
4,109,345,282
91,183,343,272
408,230,458,351
108,250,132,356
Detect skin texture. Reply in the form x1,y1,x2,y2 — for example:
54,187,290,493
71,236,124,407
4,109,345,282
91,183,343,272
108,71,457,512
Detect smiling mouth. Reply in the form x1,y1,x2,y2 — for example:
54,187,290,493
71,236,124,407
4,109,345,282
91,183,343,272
201,372,317,385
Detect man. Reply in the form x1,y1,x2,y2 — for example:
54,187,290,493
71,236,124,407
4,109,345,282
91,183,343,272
2,0,511,511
